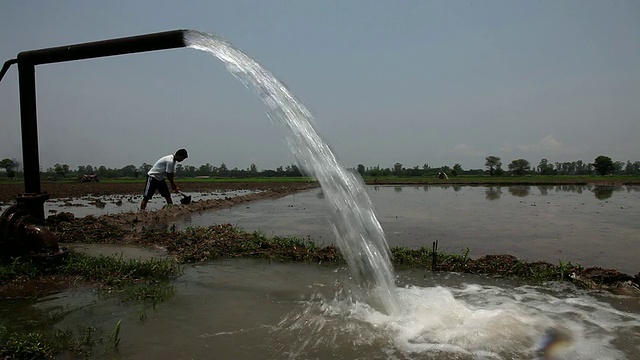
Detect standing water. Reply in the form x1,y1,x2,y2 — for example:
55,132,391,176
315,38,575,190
184,30,399,315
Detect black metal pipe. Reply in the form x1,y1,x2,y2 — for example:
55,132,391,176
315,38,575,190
17,29,187,65
12,29,188,197
18,62,41,194
0,59,17,83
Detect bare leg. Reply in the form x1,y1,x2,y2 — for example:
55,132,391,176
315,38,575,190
165,196,173,205
140,198,148,210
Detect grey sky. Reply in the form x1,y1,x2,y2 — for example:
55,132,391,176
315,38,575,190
1,1,639,172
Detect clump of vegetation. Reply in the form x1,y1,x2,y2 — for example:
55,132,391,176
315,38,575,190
141,224,341,264
1,253,181,359
140,224,638,290
0,327,101,359
1,252,181,302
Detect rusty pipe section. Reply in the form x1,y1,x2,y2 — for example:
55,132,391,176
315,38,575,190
0,194,65,258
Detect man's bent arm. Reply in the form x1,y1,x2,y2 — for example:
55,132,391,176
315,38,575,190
167,173,178,191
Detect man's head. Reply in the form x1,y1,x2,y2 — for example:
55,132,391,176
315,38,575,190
174,148,188,162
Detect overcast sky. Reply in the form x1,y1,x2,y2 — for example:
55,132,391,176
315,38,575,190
1,1,639,172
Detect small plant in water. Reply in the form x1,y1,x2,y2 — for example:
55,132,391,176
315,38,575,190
107,320,122,351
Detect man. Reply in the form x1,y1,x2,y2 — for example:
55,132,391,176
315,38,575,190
140,148,188,210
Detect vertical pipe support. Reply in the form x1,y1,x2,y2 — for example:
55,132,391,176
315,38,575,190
17,61,41,195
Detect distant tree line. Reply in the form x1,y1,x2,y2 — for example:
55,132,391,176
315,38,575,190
357,155,640,178
0,160,303,179
1,155,639,180
481,155,640,177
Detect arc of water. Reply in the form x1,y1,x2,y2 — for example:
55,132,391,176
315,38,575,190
184,30,399,315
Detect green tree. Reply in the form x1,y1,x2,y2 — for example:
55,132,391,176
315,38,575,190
198,163,213,176
53,163,69,178
508,159,531,176
0,158,15,172
218,162,228,176
0,158,16,178
356,164,365,176
537,158,555,175
392,162,403,176
485,156,502,176
613,161,625,175
138,163,151,175
592,155,614,176
625,161,640,175
120,164,138,177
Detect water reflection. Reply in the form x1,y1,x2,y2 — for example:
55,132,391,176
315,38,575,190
485,186,502,200
592,186,615,200
396,184,634,200
508,186,530,197
557,185,584,194
368,184,633,200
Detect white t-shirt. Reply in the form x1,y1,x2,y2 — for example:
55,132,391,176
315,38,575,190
147,155,176,180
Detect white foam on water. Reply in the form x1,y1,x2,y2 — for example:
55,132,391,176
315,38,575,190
184,30,399,314
278,283,640,359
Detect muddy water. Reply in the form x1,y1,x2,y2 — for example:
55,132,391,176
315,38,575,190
43,189,261,217
175,184,640,275
3,259,639,359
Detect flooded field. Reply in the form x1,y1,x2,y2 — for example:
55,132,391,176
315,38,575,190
174,184,640,275
5,184,638,359
42,189,262,217
3,258,639,359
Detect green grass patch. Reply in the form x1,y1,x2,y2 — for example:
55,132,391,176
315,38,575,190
0,326,102,360
1,252,181,301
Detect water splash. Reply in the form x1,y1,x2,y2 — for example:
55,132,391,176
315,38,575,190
277,281,640,359
184,30,399,314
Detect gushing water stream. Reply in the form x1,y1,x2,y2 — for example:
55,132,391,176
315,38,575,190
179,31,640,358
184,30,400,315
